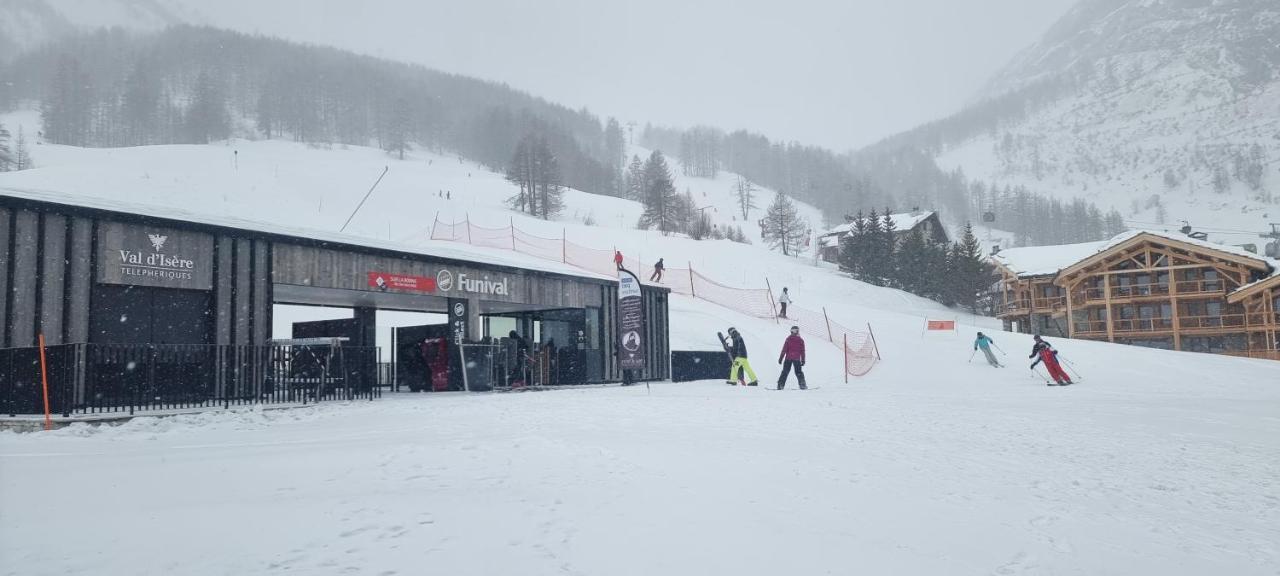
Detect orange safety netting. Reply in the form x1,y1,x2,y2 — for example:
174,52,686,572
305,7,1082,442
689,270,774,319
425,215,880,377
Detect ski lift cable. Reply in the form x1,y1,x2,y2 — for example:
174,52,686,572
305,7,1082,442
1121,218,1264,235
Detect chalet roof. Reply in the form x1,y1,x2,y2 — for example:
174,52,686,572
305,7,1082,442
821,211,936,237
993,229,1279,281
990,240,1109,278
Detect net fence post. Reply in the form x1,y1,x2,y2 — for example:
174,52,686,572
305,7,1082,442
466,213,473,244
823,307,834,343
765,277,779,323
510,217,516,250
867,322,881,360
562,229,567,263
688,262,696,298
843,333,849,384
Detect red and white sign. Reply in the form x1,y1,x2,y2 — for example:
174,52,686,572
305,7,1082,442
925,320,956,331
368,272,437,293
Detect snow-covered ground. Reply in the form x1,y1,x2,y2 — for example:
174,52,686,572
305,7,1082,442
3,330,1278,575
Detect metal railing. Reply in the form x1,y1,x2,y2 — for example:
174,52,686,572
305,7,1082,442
1,342,382,417
997,297,1066,315
1074,280,1226,304
1177,314,1247,330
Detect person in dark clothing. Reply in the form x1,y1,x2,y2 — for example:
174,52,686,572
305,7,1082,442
777,325,807,390
650,258,665,282
1029,335,1072,385
508,330,530,385
722,327,759,386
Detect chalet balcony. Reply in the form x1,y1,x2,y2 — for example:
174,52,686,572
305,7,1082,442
997,297,1066,317
1177,314,1246,331
1072,279,1226,305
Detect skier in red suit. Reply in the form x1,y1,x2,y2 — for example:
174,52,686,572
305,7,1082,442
1029,335,1073,386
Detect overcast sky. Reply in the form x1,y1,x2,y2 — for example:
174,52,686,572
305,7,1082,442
181,0,1077,151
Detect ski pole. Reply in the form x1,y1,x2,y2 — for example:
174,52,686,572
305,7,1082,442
1058,356,1083,380
992,343,1007,356
969,349,977,363
1030,366,1050,383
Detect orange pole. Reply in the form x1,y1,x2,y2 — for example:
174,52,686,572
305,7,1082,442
38,333,52,431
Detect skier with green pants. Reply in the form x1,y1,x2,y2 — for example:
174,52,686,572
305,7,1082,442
974,332,1002,367
723,327,759,386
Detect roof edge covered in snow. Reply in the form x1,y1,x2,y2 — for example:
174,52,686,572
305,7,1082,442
0,186,618,284
992,229,1279,281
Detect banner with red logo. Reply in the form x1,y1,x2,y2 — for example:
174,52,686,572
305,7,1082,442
926,319,956,331
367,272,437,293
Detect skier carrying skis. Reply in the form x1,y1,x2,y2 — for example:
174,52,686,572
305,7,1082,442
650,258,664,282
777,325,807,390
778,287,791,319
722,327,759,386
1029,335,1073,386
974,332,1001,367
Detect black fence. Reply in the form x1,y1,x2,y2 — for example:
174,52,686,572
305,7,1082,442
671,351,731,383
1,343,382,416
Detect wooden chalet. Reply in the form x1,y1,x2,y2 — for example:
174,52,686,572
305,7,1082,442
1227,273,1280,361
818,210,948,264
991,230,1279,360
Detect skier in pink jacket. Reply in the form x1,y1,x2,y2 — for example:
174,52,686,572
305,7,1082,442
777,326,807,390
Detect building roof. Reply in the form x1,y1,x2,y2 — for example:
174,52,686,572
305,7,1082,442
990,240,1110,278
0,186,616,283
821,211,937,237
992,229,1279,281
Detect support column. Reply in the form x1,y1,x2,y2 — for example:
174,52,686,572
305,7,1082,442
8,210,39,347
1104,274,1115,343
0,207,11,349
353,307,377,348
39,214,67,345
65,217,93,344
1169,265,1181,351
466,297,482,341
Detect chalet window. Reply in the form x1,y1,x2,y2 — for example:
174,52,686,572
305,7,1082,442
1204,270,1220,291
1206,302,1222,317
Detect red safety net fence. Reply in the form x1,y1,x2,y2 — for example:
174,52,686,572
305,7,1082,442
787,305,880,379
429,215,880,378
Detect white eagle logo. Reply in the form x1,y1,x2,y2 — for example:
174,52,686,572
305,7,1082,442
148,234,168,251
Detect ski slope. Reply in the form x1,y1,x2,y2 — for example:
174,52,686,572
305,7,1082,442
2,114,1279,574
2,327,1278,575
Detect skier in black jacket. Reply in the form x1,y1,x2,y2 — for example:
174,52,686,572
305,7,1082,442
722,327,759,386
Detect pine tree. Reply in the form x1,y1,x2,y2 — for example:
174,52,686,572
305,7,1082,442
121,60,160,145
15,127,31,170
533,137,563,220
625,155,646,202
880,209,898,286
43,55,93,146
838,210,867,278
763,192,808,256
735,175,756,220
1104,209,1127,237
638,150,679,234
861,208,884,283
184,72,230,144
948,223,992,311
383,96,411,160
0,122,12,171
505,136,535,214
894,226,930,294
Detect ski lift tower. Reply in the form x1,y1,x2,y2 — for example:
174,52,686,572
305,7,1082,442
1262,223,1280,258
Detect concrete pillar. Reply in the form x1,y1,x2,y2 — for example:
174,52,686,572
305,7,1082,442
8,210,39,347
39,214,67,345
466,297,482,341
0,207,10,348
353,307,377,348
65,217,93,343
214,236,234,345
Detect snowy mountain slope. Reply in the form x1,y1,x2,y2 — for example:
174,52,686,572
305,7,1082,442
931,0,1280,247
0,0,197,57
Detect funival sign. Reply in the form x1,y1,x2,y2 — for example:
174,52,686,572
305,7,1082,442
97,222,215,290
